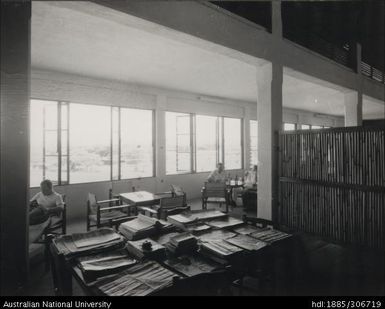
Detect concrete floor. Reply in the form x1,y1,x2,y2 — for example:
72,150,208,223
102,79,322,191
23,198,385,296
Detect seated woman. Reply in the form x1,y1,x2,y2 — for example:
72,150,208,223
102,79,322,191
29,180,64,242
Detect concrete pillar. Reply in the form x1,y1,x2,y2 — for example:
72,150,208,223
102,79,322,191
257,62,283,221
243,106,251,169
344,91,362,127
155,94,167,192
0,0,31,294
272,0,283,37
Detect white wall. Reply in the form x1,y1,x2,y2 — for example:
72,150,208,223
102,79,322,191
30,69,342,222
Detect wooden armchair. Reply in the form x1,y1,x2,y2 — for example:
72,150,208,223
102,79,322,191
201,182,230,213
86,193,135,231
138,195,190,220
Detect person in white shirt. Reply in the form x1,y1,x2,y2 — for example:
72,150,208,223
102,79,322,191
207,163,226,183
29,179,64,225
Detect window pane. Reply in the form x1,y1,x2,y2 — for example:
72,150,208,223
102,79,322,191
250,120,258,166
166,112,191,174
196,115,218,172
224,117,242,170
121,108,153,179
301,124,311,130
70,103,111,183
312,125,323,130
284,123,296,131
30,100,59,187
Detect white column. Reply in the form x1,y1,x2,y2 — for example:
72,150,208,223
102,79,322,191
243,106,251,169
344,91,362,127
155,95,167,192
257,62,283,221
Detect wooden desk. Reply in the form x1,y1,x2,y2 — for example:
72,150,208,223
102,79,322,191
120,191,160,206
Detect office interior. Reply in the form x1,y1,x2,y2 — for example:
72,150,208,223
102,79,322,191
1,1,384,296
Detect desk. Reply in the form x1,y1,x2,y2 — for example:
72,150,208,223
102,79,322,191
119,191,160,206
119,191,161,215
49,215,295,296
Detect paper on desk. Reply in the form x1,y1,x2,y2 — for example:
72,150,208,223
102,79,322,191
72,228,122,248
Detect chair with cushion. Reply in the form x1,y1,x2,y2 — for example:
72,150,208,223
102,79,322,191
201,182,230,213
86,192,135,231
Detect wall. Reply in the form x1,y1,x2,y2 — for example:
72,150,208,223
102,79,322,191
30,69,342,222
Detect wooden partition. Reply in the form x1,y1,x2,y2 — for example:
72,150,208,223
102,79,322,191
279,127,385,249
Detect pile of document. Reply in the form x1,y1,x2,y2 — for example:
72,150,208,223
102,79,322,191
125,238,167,261
166,233,198,255
93,261,179,296
231,224,267,235
199,240,244,264
53,228,126,258
77,248,138,281
250,229,292,244
167,210,226,231
118,214,173,240
206,216,243,229
197,229,237,242
224,234,268,252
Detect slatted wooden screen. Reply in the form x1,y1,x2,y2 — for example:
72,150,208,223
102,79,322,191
279,127,385,249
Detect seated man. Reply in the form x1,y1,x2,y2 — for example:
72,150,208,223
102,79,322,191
242,165,258,209
207,163,226,183
29,179,64,226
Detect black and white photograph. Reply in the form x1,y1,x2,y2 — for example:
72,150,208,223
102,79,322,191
1,0,384,302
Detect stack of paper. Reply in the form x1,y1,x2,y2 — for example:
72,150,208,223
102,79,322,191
250,229,292,244
53,228,126,259
77,248,138,281
200,240,243,264
119,214,173,240
224,234,268,252
166,233,198,255
93,261,179,296
231,224,267,235
126,238,167,261
206,216,243,229
197,229,237,243
167,210,226,231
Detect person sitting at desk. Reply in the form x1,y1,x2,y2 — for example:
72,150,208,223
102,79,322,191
207,162,226,183
29,179,64,226
242,165,258,210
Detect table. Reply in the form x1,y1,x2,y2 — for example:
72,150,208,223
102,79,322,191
49,214,295,296
119,191,161,215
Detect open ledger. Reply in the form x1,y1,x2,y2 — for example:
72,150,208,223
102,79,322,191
77,248,138,281
53,228,126,258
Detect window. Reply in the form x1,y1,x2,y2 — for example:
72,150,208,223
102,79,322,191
30,99,68,187
30,100,155,187
120,108,154,179
69,103,111,183
196,115,218,172
301,124,311,130
312,125,323,130
250,120,258,166
224,117,242,169
166,112,192,175
284,123,296,131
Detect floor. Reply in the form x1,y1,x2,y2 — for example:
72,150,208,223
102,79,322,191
23,198,385,296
